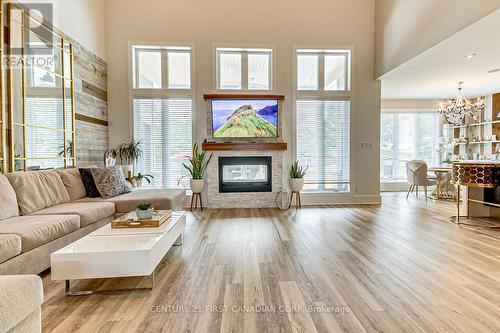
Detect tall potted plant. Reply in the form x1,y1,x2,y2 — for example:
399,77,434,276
180,143,213,193
116,139,142,178
289,161,308,192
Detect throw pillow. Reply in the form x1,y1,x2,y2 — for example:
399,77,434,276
79,168,101,198
91,166,132,199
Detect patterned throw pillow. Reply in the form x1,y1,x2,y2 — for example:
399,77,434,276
79,168,101,198
90,166,132,199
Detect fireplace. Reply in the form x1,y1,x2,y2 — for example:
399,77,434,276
218,156,272,193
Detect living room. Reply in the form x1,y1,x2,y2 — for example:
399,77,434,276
0,0,499,332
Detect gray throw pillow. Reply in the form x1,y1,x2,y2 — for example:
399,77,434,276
91,166,132,199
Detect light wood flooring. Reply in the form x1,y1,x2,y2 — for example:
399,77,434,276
41,193,500,332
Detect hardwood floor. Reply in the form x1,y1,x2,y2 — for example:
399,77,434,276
41,193,500,332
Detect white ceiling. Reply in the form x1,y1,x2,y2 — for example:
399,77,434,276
380,9,500,99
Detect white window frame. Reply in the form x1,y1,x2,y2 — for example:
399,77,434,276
214,45,276,92
128,42,195,140
293,46,354,194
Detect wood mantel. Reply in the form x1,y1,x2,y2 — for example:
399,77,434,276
202,142,287,151
203,93,285,100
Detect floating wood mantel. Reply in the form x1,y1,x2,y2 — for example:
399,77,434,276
202,142,288,151
203,93,285,100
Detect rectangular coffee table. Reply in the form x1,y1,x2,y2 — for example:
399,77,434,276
51,211,186,296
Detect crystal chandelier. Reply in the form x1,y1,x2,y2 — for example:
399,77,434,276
438,82,485,124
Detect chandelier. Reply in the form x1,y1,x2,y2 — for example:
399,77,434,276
438,82,485,124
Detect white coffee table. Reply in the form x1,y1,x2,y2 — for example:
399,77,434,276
51,211,186,296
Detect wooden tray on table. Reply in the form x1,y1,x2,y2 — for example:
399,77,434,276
111,210,172,229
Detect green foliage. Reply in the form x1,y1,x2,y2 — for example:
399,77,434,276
58,140,73,157
133,173,154,183
116,139,143,164
181,143,213,180
136,203,153,210
289,161,308,179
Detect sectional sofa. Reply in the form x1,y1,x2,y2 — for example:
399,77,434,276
0,168,185,275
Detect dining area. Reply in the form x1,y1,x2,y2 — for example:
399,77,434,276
405,161,456,201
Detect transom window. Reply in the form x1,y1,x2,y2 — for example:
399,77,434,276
216,48,273,90
296,49,350,91
295,48,352,193
133,46,191,89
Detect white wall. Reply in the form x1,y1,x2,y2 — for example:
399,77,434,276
375,0,500,78
20,0,107,60
105,0,381,203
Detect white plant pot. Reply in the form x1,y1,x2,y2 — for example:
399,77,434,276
289,178,304,192
121,164,133,179
136,179,143,187
190,179,205,193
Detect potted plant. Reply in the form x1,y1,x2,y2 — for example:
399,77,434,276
132,173,154,187
180,143,213,193
289,161,308,192
136,203,154,220
116,139,142,178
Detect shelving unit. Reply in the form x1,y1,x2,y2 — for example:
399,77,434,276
448,93,500,159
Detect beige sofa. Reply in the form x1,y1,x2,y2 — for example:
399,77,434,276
0,168,185,275
0,275,43,333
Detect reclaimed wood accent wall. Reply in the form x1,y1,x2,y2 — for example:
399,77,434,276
73,45,108,167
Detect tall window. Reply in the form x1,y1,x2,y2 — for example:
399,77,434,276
295,49,351,192
216,48,273,90
380,112,440,182
132,45,193,188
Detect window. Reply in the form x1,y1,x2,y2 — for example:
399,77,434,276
216,48,272,90
133,46,191,89
380,112,440,182
132,45,193,188
295,48,351,192
297,49,349,92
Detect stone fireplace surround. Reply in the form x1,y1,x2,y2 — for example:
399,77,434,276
203,93,286,208
206,150,284,209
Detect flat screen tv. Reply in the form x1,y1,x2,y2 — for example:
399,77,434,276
212,99,279,138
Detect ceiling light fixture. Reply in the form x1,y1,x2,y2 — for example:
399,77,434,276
465,53,477,59
438,82,485,124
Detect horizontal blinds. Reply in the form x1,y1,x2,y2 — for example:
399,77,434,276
296,100,350,192
25,97,66,169
380,112,439,181
133,98,192,188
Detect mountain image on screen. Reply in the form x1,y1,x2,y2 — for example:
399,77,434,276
213,102,278,138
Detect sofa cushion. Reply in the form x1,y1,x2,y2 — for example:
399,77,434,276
79,168,101,198
0,234,21,264
57,168,86,201
0,174,19,220
91,166,132,199
0,275,43,333
30,201,115,227
78,188,185,213
0,215,79,253
6,171,71,215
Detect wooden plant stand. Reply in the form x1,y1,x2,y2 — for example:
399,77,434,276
190,193,203,211
289,191,302,209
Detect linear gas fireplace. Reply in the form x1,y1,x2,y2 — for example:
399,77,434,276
218,156,272,193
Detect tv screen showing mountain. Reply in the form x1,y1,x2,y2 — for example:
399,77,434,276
212,99,279,138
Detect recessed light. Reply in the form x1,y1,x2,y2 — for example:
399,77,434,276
487,68,500,74
465,53,477,58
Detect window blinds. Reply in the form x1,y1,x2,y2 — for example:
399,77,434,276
133,98,192,188
380,112,439,181
296,100,350,192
